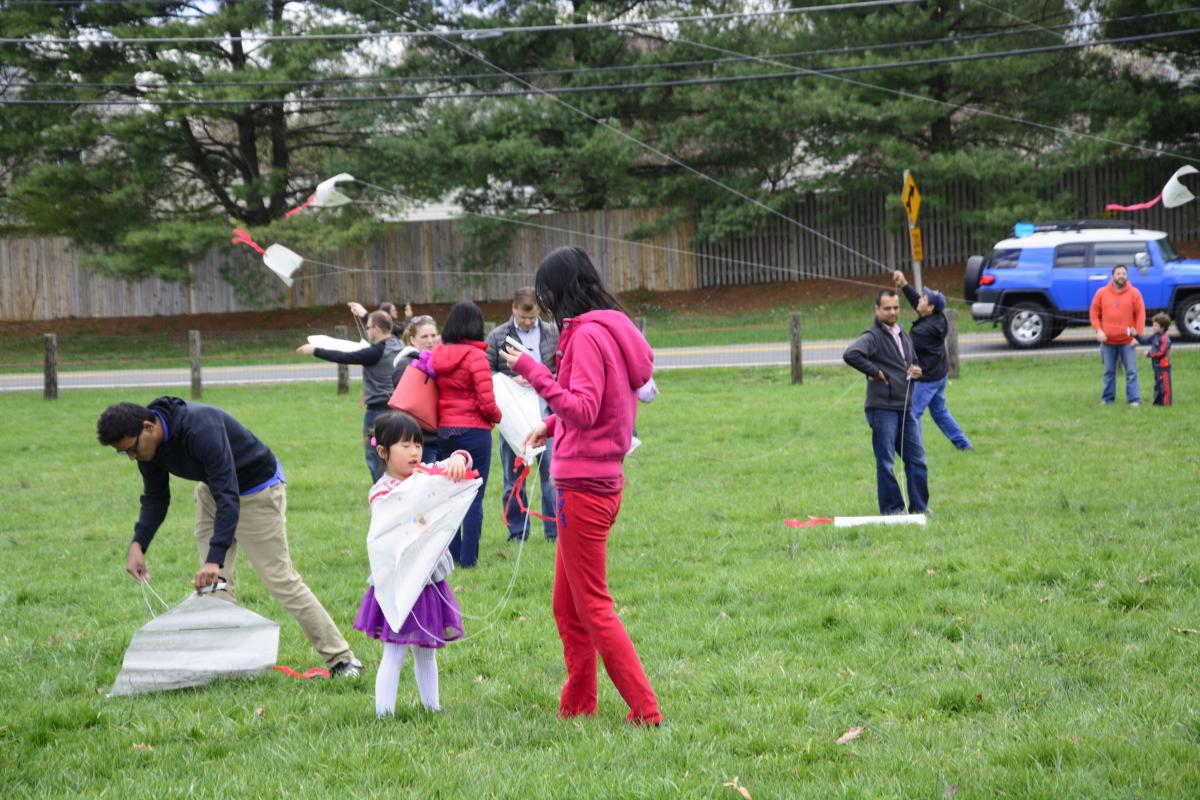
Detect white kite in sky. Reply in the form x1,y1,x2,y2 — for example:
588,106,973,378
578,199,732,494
231,228,304,287
285,173,356,218
1105,166,1199,212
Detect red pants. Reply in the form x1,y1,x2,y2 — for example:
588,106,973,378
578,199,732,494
553,489,662,725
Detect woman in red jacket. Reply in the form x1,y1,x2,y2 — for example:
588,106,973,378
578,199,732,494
501,247,662,726
433,302,502,567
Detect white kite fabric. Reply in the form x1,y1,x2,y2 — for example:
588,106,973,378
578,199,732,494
492,373,547,461
230,228,305,287
306,334,371,352
285,173,356,218
784,514,927,529
368,469,482,634
1163,166,1199,209
109,591,279,697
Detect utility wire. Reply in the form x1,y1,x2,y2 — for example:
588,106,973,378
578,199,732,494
8,7,1197,92
667,29,1200,166
4,27,1195,106
0,0,920,45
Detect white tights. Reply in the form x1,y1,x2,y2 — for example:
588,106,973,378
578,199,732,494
376,642,440,716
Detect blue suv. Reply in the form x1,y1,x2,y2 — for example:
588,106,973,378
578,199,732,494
965,220,1200,348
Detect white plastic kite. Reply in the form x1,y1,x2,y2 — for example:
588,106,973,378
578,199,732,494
493,373,547,461
306,334,371,353
368,466,482,633
1105,166,1199,211
784,514,927,529
231,228,304,287
109,590,279,697
285,173,356,218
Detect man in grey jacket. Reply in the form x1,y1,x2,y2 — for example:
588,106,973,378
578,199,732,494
842,289,929,515
298,310,402,482
485,288,559,541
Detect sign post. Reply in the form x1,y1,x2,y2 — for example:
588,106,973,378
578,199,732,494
901,170,923,291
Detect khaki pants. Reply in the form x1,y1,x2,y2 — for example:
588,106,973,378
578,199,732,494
194,482,353,667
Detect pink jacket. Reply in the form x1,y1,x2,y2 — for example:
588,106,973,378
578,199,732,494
513,310,654,482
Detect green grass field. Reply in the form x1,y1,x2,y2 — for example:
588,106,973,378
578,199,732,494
2,355,1199,798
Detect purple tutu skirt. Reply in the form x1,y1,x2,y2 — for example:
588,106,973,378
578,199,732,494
353,581,464,649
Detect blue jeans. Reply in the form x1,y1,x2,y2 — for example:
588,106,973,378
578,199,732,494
865,408,929,514
910,376,972,450
363,409,387,484
500,438,557,540
437,427,492,568
1100,343,1138,404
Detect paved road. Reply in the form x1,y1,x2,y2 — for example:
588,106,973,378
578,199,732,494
2,329,1194,391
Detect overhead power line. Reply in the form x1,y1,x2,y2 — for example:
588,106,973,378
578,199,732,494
3,28,1194,106
0,0,920,45
9,7,1198,92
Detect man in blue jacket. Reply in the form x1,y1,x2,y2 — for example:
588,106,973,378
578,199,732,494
98,398,362,677
842,290,929,515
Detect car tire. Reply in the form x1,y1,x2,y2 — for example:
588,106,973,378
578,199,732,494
1175,294,1200,342
963,255,984,303
1002,302,1052,349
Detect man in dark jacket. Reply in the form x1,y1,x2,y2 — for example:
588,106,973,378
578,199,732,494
842,290,929,515
485,287,559,541
893,271,972,450
98,398,361,676
298,309,402,482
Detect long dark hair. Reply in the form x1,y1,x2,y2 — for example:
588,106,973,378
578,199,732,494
441,301,485,344
534,246,626,330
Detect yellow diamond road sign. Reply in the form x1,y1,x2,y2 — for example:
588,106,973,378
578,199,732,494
902,171,921,226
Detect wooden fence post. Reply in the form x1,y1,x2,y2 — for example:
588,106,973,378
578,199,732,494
189,330,202,399
43,333,57,400
945,309,960,379
334,324,350,395
636,316,647,333
789,312,803,385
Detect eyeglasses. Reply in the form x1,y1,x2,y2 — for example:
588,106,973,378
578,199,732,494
409,315,434,326
117,429,142,458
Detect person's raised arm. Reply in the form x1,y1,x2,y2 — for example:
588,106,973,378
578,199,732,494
304,341,384,366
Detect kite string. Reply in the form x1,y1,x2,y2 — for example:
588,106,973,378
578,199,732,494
138,578,171,617
410,451,543,642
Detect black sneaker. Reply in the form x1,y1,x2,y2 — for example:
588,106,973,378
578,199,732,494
330,658,363,678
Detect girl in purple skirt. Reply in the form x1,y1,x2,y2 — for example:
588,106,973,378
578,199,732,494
353,411,468,715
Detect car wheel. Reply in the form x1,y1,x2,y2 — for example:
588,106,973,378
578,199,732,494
1002,302,1051,349
1175,294,1200,342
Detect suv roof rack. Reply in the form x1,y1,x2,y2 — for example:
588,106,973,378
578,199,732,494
1029,219,1137,233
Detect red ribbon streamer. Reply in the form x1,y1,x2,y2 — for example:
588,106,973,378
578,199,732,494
230,228,266,255
273,665,330,679
502,457,557,528
415,462,481,480
1105,193,1162,212
783,518,833,528
284,193,316,219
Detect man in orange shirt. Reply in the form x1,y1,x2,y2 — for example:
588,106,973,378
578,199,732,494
1089,264,1146,406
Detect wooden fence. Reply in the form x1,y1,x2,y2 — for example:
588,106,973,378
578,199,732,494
2,161,1197,322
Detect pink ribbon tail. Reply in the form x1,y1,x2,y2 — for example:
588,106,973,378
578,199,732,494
1105,194,1162,212
273,665,330,679
230,228,266,255
284,193,316,219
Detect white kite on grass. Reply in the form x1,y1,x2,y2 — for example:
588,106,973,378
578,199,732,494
109,588,279,697
368,465,482,633
230,228,304,287
785,514,927,528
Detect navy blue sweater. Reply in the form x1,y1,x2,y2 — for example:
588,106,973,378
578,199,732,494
134,397,278,566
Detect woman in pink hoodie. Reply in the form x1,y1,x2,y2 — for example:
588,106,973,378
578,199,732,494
500,246,662,726
433,301,502,567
